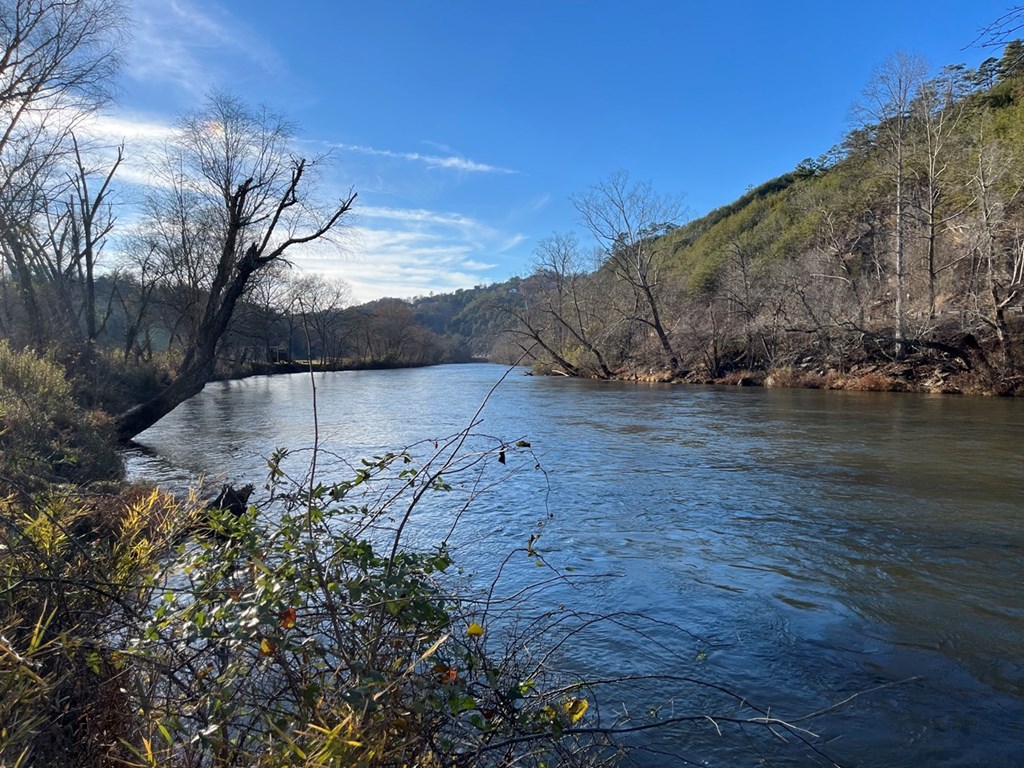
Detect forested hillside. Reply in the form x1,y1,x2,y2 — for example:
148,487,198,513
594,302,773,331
483,45,1024,394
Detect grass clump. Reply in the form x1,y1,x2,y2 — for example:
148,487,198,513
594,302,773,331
0,341,123,488
0,484,197,767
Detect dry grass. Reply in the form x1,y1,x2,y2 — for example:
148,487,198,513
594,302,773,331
763,368,828,389
763,367,910,392
0,484,199,768
826,372,905,392
715,369,764,386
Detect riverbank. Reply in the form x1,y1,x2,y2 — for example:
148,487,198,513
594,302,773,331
620,363,1023,395
604,338,1024,396
237,346,1022,397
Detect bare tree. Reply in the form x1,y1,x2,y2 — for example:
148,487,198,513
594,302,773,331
503,301,580,376
962,121,1023,373
43,136,122,341
228,261,292,362
287,272,354,364
972,7,1024,48
526,232,614,377
116,93,356,440
719,234,761,368
572,170,685,371
854,51,929,353
109,246,163,363
0,0,125,343
350,298,438,366
912,65,970,318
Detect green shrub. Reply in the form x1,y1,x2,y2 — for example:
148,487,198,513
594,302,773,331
129,445,598,767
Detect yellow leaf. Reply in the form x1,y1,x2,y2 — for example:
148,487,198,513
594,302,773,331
563,697,588,724
466,621,484,638
260,638,275,655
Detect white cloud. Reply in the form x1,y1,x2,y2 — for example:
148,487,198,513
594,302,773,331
72,110,179,193
84,114,177,144
334,143,516,175
282,145,528,298
285,215,509,302
495,234,528,253
527,193,552,212
66,113,524,302
358,206,478,228
83,1,537,303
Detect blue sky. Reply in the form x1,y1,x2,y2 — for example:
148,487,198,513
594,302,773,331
106,0,1013,301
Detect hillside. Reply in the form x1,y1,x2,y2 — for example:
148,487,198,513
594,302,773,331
460,45,1024,395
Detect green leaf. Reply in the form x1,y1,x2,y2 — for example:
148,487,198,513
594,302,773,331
449,693,476,714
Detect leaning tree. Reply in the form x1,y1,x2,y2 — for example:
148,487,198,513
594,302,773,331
116,92,356,441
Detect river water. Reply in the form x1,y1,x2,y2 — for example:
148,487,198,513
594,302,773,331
127,363,1024,767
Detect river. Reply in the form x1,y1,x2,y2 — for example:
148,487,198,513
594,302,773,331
127,363,1024,767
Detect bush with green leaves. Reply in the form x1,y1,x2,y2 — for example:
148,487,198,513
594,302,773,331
127,438,610,768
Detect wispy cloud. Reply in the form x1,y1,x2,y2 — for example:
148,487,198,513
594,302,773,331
527,193,552,212
126,0,284,99
73,110,178,192
288,206,511,301
358,206,478,229
495,233,528,253
80,114,177,144
334,143,516,175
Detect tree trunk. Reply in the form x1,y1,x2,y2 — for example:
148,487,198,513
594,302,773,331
115,244,260,441
989,291,1016,372
927,203,937,319
894,143,906,358
115,357,214,441
642,281,677,370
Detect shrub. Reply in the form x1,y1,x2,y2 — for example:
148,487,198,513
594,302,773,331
825,371,901,392
0,342,123,487
716,369,764,386
128,443,606,767
763,367,828,389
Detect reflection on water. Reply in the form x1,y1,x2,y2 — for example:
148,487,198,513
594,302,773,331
127,365,1024,767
